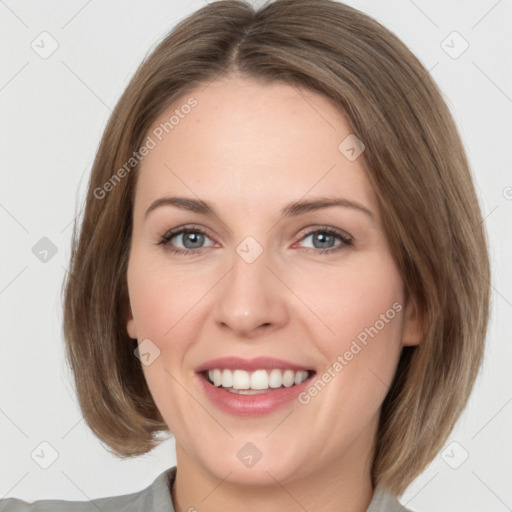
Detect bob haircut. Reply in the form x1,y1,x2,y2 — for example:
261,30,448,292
62,0,490,496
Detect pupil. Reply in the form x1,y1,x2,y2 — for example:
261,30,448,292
314,233,334,249
184,232,204,249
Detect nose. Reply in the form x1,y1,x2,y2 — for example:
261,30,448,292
212,247,290,339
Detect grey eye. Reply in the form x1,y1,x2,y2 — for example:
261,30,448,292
174,231,207,249
302,232,341,249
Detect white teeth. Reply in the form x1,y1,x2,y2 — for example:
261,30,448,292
294,371,306,385
268,369,283,388
221,369,233,388
282,369,295,388
233,369,250,389
250,369,268,390
212,369,222,387
206,368,310,390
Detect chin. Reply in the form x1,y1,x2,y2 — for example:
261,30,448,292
192,436,308,488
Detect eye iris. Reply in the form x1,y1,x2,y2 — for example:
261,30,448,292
182,231,204,249
313,232,335,249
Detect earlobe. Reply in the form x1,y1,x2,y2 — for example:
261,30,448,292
401,296,423,347
126,304,137,340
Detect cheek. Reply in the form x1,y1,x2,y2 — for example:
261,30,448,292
296,256,405,417
127,255,215,422
127,258,206,432
289,253,404,347
127,251,212,341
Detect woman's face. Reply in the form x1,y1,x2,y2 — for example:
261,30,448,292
126,76,421,486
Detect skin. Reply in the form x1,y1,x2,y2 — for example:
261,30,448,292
126,74,422,512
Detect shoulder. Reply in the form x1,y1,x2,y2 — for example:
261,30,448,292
0,467,176,512
366,484,414,512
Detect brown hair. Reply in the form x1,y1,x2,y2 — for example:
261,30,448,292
62,0,490,495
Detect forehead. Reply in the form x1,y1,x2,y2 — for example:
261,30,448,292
134,76,377,218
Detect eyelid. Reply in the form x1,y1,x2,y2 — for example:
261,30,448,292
162,222,216,237
159,224,217,247
294,225,352,243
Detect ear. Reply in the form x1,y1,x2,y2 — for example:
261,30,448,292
401,294,423,347
125,301,137,340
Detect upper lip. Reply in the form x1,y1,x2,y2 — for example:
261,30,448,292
195,356,315,373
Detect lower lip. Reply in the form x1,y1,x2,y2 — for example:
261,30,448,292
197,372,315,416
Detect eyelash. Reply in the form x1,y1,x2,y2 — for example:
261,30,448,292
157,224,353,256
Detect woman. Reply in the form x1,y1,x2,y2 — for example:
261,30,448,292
0,0,490,510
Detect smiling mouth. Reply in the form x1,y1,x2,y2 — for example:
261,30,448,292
202,368,316,394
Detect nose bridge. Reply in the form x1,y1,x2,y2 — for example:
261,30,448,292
213,237,289,336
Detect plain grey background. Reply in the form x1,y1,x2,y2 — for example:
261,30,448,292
1,0,511,510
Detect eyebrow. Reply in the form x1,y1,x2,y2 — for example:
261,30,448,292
144,196,374,221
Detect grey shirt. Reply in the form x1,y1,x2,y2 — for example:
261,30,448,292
0,466,413,511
